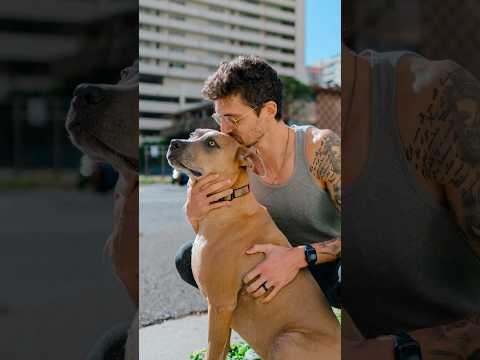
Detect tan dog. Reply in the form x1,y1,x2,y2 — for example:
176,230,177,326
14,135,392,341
167,129,340,360
66,62,139,360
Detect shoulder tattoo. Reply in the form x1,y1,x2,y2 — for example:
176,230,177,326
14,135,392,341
310,131,341,211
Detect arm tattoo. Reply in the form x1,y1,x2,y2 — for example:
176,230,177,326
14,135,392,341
311,131,341,212
405,67,480,254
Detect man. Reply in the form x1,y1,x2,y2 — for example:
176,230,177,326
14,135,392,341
341,40,480,358
175,55,342,307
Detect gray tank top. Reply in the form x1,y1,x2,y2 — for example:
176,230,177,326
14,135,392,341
249,125,340,246
343,50,480,338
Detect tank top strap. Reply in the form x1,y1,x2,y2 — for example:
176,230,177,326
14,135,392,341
291,124,314,180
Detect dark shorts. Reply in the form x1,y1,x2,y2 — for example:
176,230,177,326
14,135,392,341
174,241,342,308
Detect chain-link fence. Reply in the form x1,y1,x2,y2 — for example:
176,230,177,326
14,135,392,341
313,87,341,136
420,0,480,80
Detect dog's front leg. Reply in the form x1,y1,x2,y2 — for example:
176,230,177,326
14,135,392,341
206,303,235,360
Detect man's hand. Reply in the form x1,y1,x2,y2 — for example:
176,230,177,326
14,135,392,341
242,244,304,304
184,173,233,232
410,313,480,360
343,310,480,360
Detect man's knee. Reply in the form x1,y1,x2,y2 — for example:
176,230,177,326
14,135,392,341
174,241,198,288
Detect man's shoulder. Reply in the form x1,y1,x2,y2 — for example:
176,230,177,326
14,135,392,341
305,127,340,153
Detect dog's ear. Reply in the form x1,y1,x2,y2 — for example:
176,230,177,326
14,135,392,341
236,146,266,176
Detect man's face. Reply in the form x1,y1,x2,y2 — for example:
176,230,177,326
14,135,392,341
214,94,266,147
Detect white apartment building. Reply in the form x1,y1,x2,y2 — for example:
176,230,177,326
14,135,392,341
307,55,341,88
139,0,306,134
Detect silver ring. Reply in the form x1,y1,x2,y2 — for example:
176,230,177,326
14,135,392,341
261,282,268,292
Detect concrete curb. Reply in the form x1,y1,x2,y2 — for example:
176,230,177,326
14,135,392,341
140,314,245,360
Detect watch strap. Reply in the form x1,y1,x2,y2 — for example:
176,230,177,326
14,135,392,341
304,244,317,266
393,331,422,360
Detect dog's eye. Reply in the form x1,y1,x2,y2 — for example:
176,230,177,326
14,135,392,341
207,139,217,147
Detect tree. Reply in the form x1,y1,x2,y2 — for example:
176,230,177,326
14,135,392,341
280,76,315,123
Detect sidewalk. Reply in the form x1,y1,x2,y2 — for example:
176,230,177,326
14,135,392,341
140,314,246,360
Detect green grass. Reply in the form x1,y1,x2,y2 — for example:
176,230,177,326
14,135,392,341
333,307,342,323
139,175,171,185
190,342,260,360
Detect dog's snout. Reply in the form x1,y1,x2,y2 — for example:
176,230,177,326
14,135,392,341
74,84,105,105
170,139,184,150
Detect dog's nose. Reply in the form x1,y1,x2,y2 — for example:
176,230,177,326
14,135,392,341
74,84,105,105
170,139,184,150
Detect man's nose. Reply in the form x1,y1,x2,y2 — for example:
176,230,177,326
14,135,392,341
220,119,233,134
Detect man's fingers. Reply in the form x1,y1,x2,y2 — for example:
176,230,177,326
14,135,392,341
243,266,262,284
207,189,233,203
252,283,268,298
207,201,231,211
194,173,219,189
202,179,232,195
246,244,271,255
262,286,280,304
246,276,266,294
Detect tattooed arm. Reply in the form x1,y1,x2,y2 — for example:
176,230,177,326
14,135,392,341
400,62,480,358
405,63,480,257
310,128,342,213
307,128,342,262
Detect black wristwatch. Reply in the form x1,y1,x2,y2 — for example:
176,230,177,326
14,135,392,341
304,244,317,266
393,331,422,360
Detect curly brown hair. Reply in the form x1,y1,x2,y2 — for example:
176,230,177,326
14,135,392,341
201,55,283,121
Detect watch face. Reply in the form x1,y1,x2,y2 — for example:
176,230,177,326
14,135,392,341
308,253,316,262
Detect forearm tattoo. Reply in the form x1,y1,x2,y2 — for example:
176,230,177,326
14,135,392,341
423,313,480,358
405,67,480,254
311,131,341,212
315,238,341,260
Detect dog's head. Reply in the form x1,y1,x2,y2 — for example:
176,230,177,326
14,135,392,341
166,129,264,181
66,61,139,176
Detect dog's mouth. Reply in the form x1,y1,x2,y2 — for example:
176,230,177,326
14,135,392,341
87,131,139,173
168,157,202,177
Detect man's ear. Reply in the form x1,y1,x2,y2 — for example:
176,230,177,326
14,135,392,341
236,146,266,176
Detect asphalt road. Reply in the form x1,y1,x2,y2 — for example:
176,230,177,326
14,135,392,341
0,188,134,360
139,183,206,327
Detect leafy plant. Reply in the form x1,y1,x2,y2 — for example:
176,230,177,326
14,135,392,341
190,342,260,360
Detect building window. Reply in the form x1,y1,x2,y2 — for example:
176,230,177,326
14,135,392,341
169,14,186,21
186,97,203,104
139,74,164,84
169,62,186,69
208,5,225,13
208,36,225,43
169,46,185,53
239,11,260,20
281,34,295,41
140,112,172,119
169,29,186,37
141,94,179,103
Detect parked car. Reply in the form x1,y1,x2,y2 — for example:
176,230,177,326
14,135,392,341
171,169,188,186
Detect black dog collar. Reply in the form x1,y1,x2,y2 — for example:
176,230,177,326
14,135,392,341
214,184,250,203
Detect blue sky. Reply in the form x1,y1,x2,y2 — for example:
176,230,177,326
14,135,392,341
305,0,341,65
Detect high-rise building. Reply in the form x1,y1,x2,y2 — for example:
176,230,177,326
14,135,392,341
307,55,341,88
139,0,305,136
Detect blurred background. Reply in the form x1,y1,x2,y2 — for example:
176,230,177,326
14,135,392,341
343,0,480,78
0,1,137,359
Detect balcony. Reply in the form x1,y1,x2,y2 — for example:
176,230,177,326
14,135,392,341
140,0,296,36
